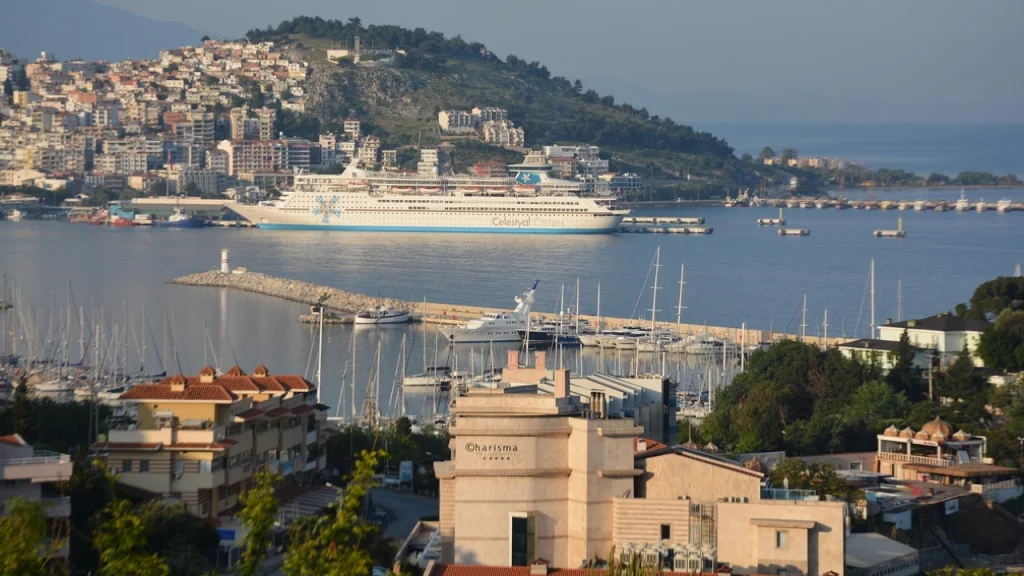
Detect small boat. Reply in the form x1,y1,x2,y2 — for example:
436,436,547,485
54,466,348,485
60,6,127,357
785,199,798,208
815,200,827,209
934,202,948,212
134,214,154,225
440,282,537,343
403,366,452,388
354,306,410,325
486,187,509,193
419,187,442,194
897,202,910,211
110,217,134,228
154,208,205,228
798,201,810,209
976,199,987,213
997,199,1013,213
880,201,894,210
456,187,482,193
393,186,415,193
8,209,24,221
513,184,536,194
913,201,926,211
955,189,970,212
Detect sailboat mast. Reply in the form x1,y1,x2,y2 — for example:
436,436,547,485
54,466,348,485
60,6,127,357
316,304,324,404
823,309,829,346
574,278,580,334
141,304,146,373
122,298,128,380
870,259,876,339
676,263,685,334
649,247,661,340
801,294,807,342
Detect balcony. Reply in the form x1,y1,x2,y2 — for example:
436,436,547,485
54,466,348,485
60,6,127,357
1,496,71,518
0,451,73,482
306,430,318,446
877,451,982,467
255,429,278,454
760,487,819,501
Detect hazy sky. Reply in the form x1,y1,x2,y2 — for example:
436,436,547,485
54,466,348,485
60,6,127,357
93,0,1022,105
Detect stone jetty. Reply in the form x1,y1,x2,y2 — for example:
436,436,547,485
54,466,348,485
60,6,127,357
167,268,852,347
168,270,413,314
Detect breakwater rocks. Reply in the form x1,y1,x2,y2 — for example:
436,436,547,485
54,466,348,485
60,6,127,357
167,270,413,314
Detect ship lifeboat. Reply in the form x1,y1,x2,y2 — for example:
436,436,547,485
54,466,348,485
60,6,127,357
393,186,415,193
456,187,481,193
487,187,509,193
513,184,536,194
347,182,369,191
420,187,442,194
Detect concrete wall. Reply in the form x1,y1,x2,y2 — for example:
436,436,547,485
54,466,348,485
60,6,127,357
612,497,691,543
641,452,761,503
716,500,847,576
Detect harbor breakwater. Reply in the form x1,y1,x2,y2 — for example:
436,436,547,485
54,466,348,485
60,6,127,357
168,269,851,347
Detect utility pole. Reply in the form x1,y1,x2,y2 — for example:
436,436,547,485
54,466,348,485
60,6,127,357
870,259,876,339
800,294,807,342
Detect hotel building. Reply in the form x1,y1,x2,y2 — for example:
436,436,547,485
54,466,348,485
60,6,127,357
91,364,327,520
432,369,847,574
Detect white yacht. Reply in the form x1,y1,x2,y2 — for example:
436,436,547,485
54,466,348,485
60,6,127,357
997,199,1013,213
439,282,538,343
955,189,970,212
354,306,410,325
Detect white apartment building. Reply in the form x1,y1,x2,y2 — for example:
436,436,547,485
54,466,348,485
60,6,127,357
481,120,525,147
543,144,609,175
176,167,221,195
877,313,991,367
0,434,73,558
472,106,507,123
217,139,287,176
438,110,475,134
94,152,149,175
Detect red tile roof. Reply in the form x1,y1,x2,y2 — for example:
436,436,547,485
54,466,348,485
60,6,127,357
215,377,261,392
264,406,291,418
275,375,312,391
634,437,667,453
253,364,269,376
251,376,286,392
166,442,227,451
234,408,265,420
199,365,216,377
120,383,236,402
91,442,162,451
225,365,245,377
0,433,26,446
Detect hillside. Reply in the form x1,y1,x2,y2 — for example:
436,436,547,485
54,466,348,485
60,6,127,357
248,17,775,190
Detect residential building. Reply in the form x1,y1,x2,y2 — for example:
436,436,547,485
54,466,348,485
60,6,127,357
844,533,919,576
382,149,397,167
217,139,287,176
547,156,578,179
91,364,326,520
176,167,221,195
257,107,277,141
438,110,474,134
542,145,609,175
229,106,249,140
94,152,149,175
481,120,525,147
876,418,1020,501
0,434,73,558
358,136,381,164
837,339,930,373
205,149,229,175
471,106,507,124
420,148,439,165
471,161,508,178
95,105,120,127
431,368,847,573
877,313,991,367
343,118,361,139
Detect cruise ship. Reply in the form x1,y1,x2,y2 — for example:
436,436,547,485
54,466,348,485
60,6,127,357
229,157,629,234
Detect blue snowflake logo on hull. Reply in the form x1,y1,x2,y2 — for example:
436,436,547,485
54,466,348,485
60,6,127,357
312,195,342,224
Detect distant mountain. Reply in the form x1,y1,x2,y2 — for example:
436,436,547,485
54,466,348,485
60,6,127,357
581,78,1024,124
0,0,208,62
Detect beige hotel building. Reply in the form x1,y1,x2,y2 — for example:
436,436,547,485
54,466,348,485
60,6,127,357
433,368,848,574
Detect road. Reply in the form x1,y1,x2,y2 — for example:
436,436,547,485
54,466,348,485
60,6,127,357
370,488,440,541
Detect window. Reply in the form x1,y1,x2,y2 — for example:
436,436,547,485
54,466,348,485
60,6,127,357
122,459,133,473
199,460,212,473
776,530,788,549
510,514,536,566
660,524,671,540
139,460,150,473
850,462,864,471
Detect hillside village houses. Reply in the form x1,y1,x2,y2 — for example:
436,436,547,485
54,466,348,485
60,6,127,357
0,41,640,204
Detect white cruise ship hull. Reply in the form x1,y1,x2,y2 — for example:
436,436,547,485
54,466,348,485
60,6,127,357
231,202,622,234
439,326,523,343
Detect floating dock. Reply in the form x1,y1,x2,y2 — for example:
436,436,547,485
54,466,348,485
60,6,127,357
757,208,786,226
874,217,906,238
621,216,705,225
618,225,712,234
778,228,810,236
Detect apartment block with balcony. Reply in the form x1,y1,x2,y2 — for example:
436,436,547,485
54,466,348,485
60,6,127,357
91,364,327,520
0,434,73,557
876,417,1020,500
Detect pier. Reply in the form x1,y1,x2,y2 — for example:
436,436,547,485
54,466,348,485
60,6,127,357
618,225,713,234
874,217,907,238
621,216,705,225
167,268,850,348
